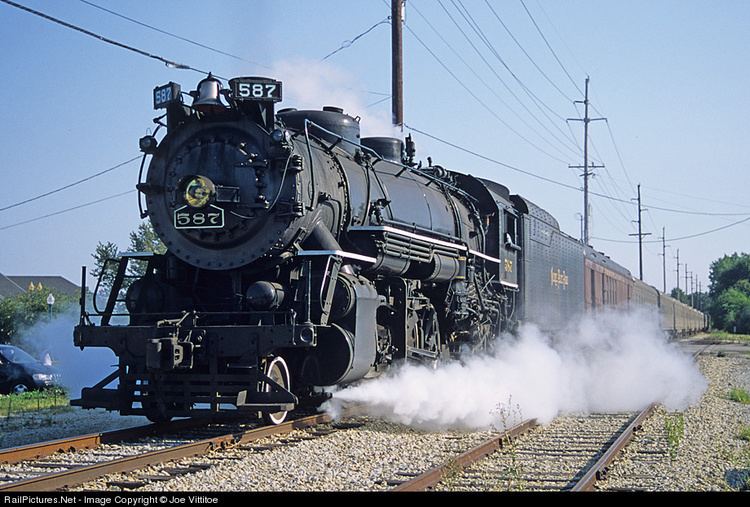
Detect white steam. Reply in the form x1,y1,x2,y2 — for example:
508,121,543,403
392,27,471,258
325,309,707,431
269,57,399,138
15,310,119,397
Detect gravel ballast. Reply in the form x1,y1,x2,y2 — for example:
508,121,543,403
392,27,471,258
599,353,750,491
3,347,749,492
74,419,496,492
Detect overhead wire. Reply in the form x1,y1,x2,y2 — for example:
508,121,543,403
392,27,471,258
402,20,570,164
519,0,583,95
483,0,576,103
0,0,219,78
322,17,391,60
0,156,140,213
405,124,750,217
77,0,271,69
0,190,136,231
444,0,581,157
453,0,572,125
592,216,750,244
409,0,576,161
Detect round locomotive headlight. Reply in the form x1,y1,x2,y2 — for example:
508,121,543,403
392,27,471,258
183,176,215,208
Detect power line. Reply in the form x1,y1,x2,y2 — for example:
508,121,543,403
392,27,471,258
322,17,391,60
81,0,389,97
0,156,141,213
0,0,216,78
519,0,583,95
403,21,570,164
405,123,750,217
454,0,570,124
483,0,575,103
448,0,581,155
77,0,271,69
532,0,589,79
407,123,584,190
592,216,750,244
410,0,576,160
601,172,750,211
426,1,576,161
0,190,136,231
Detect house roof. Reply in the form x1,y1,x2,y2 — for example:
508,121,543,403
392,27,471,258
0,273,80,299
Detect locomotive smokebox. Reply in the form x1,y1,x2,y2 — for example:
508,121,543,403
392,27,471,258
361,137,404,164
277,107,360,155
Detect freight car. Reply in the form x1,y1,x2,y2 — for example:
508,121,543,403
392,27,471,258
73,75,704,423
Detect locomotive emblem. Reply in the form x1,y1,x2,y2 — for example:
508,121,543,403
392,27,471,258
551,268,569,288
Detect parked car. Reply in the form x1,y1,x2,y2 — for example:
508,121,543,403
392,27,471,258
0,344,60,394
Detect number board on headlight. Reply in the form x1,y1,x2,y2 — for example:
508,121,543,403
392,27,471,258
230,78,282,102
153,82,181,109
174,204,225,229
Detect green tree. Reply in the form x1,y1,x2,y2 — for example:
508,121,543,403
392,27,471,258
0,287,76,344
90,221,166,299
708,252,750,333
670,287,688,304
709,253,750,297
127,221,167,279
129,222,167,256
91,241,119,295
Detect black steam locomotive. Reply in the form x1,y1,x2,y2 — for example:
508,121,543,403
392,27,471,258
73,75,703,424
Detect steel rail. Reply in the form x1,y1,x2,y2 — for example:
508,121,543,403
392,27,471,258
0,413,331,492
569,345,709,491
569,403,657,491
392,419,538,491
0,418,205,465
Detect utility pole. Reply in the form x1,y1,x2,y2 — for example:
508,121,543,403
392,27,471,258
675,249,681,292
567,77,605,247
628,184,651,280
659,227,669,293
391,0,404,128
576,213,584,243
691,273,695,307
685,264,689,301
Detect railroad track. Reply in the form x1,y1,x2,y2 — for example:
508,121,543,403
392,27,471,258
1,345,713,492
0,413,333,492
393,413,640,491
394,344,712,492
0,418,206,466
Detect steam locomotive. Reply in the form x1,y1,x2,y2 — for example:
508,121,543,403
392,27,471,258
73,75,704,424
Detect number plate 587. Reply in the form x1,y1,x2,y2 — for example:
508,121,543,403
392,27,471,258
173,204,225,229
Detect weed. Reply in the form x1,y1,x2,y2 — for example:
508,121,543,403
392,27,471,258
492,397,526,491
728,388,750,404
664,413,685,460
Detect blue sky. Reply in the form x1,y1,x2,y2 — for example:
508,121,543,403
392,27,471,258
1,0,748,295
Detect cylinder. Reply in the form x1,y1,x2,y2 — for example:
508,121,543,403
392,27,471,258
246,281,285,310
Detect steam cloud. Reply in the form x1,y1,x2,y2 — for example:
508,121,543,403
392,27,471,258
15,310,119,397
268,57,400,138
325,309,707,431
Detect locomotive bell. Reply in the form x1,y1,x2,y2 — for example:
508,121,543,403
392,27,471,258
192,74,226,113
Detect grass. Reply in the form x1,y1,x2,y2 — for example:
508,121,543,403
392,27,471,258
739,426,750,442
0,387,69,417
709,331,750,343
728,388,750,405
